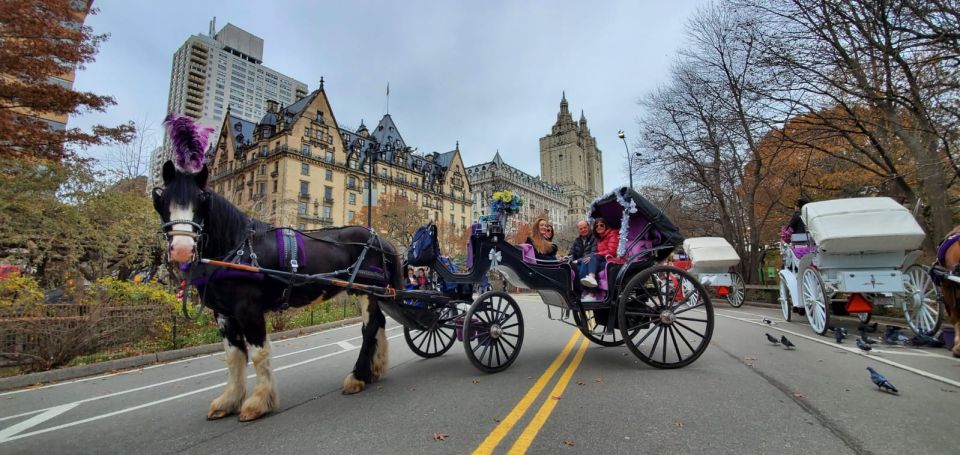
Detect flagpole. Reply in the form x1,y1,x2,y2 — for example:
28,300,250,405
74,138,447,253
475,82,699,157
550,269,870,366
386,83,390,115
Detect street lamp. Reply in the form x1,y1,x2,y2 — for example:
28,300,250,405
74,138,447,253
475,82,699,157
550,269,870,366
617,130,636,189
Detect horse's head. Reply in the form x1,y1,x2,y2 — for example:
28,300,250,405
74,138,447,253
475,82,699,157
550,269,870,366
153,160,210,264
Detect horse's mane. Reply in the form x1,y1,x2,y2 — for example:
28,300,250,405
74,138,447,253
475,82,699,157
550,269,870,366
204,191,270,258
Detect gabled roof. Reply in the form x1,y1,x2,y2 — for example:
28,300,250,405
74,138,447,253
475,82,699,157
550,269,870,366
371,114,407,150
434,150,456,168
228,114,257,150
279,90,317,125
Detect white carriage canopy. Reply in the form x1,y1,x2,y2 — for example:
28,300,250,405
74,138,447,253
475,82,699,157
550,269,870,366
683,237,740,270
801,197,925,254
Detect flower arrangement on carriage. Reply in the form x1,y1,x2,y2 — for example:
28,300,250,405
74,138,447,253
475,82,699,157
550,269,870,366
489,190,524,224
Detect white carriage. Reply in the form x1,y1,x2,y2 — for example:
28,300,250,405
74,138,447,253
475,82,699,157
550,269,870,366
778,197,942,336
683,237,745,308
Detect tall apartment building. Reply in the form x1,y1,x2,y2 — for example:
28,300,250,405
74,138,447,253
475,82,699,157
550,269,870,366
207,83,472,234
152,20,307,187
539,93,604,218
466,152,570,236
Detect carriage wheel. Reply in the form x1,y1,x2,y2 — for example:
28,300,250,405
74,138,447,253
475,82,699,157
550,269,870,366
800,267,829,335
403,304,463,358
463,291,524,373
900,264,942,337
727,273,745,308
617,265,714,369
572,310,637,347
778,277,792,322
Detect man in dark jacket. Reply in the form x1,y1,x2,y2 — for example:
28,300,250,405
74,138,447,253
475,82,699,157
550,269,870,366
787,198,809,234
567,220,597,264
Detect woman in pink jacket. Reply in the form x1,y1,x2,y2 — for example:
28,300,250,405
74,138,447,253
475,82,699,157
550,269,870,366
579,217,621,289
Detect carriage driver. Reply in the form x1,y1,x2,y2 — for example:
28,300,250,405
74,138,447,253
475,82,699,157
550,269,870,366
787,198,809,234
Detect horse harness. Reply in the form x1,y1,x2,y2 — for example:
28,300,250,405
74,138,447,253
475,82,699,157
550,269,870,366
175,223,394,319
931,231,960,288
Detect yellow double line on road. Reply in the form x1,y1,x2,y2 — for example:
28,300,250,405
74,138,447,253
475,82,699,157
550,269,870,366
472,331,590,455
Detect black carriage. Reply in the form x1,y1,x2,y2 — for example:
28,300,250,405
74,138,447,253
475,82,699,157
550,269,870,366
386,187,715,372
203,187,715,373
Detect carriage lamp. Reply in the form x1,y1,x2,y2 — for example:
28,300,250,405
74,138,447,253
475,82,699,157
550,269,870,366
618,131,640,189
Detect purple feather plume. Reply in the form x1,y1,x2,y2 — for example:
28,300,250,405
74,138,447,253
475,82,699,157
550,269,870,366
163,113,214,175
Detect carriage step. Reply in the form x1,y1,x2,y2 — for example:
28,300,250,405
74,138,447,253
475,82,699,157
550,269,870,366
579,302,609,310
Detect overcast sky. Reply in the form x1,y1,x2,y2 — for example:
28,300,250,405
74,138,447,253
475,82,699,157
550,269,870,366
74,0,705,191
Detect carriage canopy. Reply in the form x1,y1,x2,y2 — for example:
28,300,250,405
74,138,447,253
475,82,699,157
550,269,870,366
683,237,740,270
588,187,684,261
801,197,925,254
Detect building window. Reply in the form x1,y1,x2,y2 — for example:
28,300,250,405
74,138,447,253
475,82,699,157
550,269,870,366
301,144,311,156
324,151,334,163
324,186,333,202
347,210,355,221
449,214,454,225
273,180,278,193
300,181,309,197
271,200,276,214
257,182,265,196
322,206,331,218
349,193,356,205
347,175,357,188
325,169,333,181
298,223,305,230
298,202,307,214
450,201,454,210
301,163,309,175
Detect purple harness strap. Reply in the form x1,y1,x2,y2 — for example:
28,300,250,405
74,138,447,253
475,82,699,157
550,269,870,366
276,228,307,270
937,232,960,266
191,269,264,287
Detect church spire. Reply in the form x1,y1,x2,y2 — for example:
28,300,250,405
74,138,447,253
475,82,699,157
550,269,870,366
579,110,586,124
560,91,569,114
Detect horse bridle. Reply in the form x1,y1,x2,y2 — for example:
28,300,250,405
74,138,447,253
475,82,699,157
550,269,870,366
154,187,208,264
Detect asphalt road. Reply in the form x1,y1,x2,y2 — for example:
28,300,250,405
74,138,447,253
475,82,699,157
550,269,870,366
1,294,958,454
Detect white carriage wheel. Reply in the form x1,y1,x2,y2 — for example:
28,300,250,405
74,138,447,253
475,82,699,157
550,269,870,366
727,273,745,308
778,277,792,322
800,267,830,335
900,264,942,337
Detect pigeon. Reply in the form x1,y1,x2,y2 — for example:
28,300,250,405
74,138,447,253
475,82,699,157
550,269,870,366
867,367,898,394
781,335,796,349
762,317,773,325
856,337,873,352
833,327,846,343
765,333,780,345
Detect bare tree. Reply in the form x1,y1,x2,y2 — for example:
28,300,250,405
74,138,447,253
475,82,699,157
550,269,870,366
637,3,799,281
102,117,158,181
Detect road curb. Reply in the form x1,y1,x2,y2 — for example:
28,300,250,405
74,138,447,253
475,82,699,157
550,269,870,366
0,317,363,392
737,300,914,325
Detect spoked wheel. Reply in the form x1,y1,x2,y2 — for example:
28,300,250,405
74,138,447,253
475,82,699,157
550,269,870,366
404,304,464,358
617,265,714,369
900,264,942,336
778,276,792,321
463,291,524,373
800,266,829,335
727,273,745,308
573,309,635,347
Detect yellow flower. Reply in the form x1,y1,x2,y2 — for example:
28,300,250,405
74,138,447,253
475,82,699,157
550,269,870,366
502,192,513,203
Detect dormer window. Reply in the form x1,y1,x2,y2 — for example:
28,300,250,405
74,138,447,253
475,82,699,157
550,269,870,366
316,111,324,123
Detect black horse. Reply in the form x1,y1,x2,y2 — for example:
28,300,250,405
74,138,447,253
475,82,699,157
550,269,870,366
153,161,403,421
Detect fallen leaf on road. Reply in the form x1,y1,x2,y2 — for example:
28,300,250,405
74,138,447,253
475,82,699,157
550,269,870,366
551,396,562,400
562,439,576,446
594,376,605,383
528,376,534,379
576,380,586,386
673,421,684,428
494,418,501,422
744,357,757,361
472,379,480,384
410,387,417,391
941,388,956,393
793,393,805,398
433,433,449,441
376,385,383,390
745,363,754,367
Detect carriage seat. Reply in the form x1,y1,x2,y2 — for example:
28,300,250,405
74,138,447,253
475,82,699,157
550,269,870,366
518,243,575,287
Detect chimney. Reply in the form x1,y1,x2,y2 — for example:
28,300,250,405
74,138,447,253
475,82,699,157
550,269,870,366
266,99,279,113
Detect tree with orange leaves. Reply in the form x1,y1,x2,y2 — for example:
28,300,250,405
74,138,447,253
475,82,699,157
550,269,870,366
0,0,133,162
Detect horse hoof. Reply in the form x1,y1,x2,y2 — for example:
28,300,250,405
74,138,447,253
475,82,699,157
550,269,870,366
207,409,232,420
238,410,266,422
342,374,366,394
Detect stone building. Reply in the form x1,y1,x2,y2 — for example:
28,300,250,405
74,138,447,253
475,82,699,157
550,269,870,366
207,82,472,232
539,93,604,218
466,151,570,236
